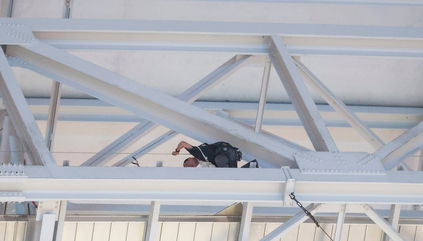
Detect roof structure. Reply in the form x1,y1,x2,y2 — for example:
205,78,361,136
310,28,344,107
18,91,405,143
0,0,423,241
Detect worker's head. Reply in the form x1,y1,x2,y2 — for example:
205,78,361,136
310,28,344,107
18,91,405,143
183,157,199,167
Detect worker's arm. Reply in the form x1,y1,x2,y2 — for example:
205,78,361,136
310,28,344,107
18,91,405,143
172,141,193,155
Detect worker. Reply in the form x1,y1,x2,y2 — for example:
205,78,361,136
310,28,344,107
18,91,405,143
172,140,258,168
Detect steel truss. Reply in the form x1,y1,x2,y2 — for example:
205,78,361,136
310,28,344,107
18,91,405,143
0,18,423,241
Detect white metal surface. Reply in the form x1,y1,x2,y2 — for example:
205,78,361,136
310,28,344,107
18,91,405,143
0,115,11,163
382,121,423,170
294,58,385,150
238,202,253,241
39,214,56,241
334,204,347,241
0,3,422,240
294,152,385,174
6,42,306,167
255,60,271,133
0,166,421,204
82,54,254,166
1,19,422,59
260,203,323,241
360,204,406,241
0,49,55,169
269,36,337,152
145,201,160,241
385,204,401,241
45,81,61,151
54,201,67,241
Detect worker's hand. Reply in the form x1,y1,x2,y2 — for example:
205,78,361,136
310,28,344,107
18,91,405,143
172,149,180,156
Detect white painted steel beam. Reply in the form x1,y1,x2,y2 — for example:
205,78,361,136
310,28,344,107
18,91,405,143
82,55,254,166
294,59,385,150
4,19,421,39
39,214,56,241
6,42,305,167
334,204,347,241
384,204,401,241
113,130,177,167
0,49,55,169
238,202,253,241
145,201,160,241
360,204,406,241
1,166,422,205
0,115,11,163
269,36,337,152
260,203,323,241
1,19,422,58
9,134,23,164
54,201,67,241
376,121,423,170
64,203,423,220
45,81,61,151
9,95,423,129
255,60,271,133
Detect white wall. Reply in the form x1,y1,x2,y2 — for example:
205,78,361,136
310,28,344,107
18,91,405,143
2,221,423,241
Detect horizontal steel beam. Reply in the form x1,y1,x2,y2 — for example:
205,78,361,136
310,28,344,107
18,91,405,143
1,19,423,58
1,166,422,205
4,19,421,39
11,98,423,129
64,203,423,222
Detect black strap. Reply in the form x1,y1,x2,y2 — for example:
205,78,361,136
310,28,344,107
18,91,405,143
131,156,140,167
289,192,334,241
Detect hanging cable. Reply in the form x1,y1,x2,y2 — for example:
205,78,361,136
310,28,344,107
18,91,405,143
289,192,334,241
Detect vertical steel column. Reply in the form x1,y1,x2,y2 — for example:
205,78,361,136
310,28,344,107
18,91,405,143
0,0,13,51
384,204,401,241
255,60,271,133
45,81,62,151
54,201,67,241
0,115,10,163
9,135,21,164
145,201,160,241
238,202,253,241
45,0,71,152
334,204,347,241
360,204,405,241
7,0,14,17
39,214,56,241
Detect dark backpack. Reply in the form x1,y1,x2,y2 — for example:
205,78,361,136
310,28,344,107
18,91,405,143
213,142,242,168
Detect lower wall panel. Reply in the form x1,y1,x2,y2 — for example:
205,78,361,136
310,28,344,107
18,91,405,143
1,221,422,241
